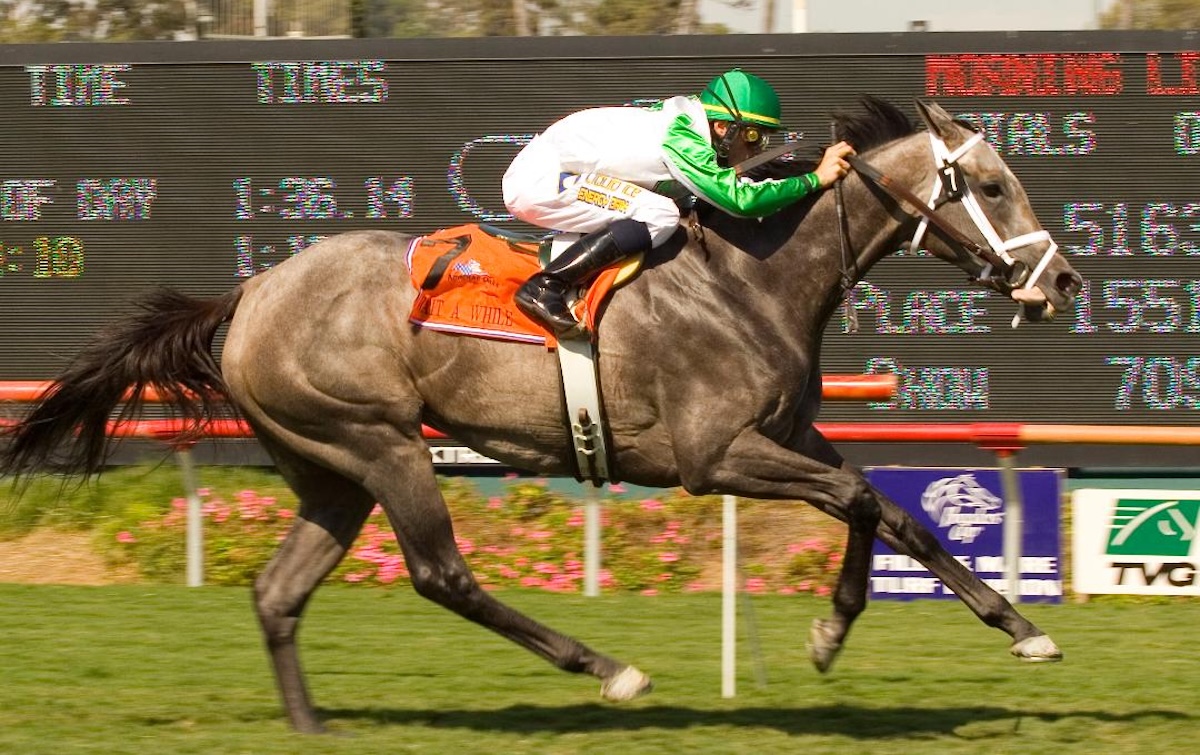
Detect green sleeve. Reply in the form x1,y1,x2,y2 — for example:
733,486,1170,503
661,113,820,217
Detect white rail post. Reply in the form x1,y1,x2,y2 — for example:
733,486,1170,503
722,494,737,698
174,443,204,587
583,481,601,597
995,449,1024,603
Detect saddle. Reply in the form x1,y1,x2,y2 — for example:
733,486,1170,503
405,223,642,483
405,223,641,346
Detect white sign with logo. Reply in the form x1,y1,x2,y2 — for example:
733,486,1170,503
1073,488,1200,596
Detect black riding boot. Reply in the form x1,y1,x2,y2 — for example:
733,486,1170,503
515,219,651,337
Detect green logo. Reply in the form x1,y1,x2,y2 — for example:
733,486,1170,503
1106,499,1200,557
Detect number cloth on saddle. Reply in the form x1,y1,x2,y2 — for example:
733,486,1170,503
405,223,639,345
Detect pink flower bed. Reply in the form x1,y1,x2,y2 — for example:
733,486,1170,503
108,479,847,595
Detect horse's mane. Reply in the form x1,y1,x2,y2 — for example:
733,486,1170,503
745,95,915,181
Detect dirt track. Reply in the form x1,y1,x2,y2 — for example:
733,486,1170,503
0,531,135,585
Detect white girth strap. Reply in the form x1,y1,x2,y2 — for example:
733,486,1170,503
550,234,612,483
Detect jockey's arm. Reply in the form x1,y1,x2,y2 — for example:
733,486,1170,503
661,113,820,218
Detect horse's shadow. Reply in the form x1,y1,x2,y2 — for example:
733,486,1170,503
315,703,1190,739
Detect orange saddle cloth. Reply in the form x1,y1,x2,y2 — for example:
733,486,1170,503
405,224,634,346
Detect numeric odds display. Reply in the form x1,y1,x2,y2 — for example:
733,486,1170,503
0,33,1197,440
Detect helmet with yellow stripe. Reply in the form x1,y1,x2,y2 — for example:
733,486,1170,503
699,69,782,129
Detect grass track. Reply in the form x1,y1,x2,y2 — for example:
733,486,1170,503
0,584,1195,754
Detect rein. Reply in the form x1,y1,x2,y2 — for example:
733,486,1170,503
733,140,804,175
831,123,859,333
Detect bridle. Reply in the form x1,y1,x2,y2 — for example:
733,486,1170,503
846,129,1061,307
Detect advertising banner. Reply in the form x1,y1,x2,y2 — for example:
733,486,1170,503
1073,489,1200,596
865,467,1063,602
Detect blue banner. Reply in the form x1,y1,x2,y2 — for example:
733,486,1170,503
865,467,1063,603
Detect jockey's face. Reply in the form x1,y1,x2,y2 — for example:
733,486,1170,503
711,120,775,167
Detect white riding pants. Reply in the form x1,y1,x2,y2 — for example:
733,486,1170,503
502,137,681,247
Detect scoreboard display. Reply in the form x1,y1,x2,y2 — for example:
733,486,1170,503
1,32,1198,466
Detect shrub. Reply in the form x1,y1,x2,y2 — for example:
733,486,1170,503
104,476,847,595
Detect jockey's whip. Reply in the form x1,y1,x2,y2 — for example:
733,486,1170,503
831,122,859,333
733,140,804,175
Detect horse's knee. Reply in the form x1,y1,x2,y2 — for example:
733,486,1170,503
409,559,480,608
834,479,880,531
253,576,303,645
848,488,881,529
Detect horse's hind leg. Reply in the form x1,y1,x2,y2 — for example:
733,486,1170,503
252,446,377,734
368,440,652,701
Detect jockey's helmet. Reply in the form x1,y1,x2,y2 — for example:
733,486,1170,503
699,69,782,130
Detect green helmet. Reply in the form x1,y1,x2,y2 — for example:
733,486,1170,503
698,69,782,129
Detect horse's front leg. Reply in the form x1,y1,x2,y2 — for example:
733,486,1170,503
807,463,879,672
869,486,1062,662
682,427,1061,669
679,428,880,673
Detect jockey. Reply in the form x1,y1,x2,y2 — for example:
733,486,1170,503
503,68,856,338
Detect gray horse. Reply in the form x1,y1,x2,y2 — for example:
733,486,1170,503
2,99,1082,733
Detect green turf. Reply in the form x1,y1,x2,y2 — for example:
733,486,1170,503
0,585,1194,754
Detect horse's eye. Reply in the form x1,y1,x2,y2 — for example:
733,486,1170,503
980,181,1004,199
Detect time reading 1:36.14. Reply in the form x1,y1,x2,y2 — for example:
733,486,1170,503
233,176,412,221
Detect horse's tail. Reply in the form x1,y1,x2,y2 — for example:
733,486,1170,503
1,286,244,478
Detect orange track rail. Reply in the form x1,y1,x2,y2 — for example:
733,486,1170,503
0,374,901,445
6,379,1200,449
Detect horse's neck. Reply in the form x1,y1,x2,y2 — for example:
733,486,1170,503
838,148,929,276
700,163,914,311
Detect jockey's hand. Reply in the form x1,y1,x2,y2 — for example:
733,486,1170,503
815,141,856,188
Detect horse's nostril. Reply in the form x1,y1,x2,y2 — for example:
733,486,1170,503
1056,272,1083,296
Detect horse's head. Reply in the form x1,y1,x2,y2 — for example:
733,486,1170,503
897,100,1084,326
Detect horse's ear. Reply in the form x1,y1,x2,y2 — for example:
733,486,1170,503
914,99,956,140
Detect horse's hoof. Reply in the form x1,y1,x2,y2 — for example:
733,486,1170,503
290,718,327,735
601,666,653,702
806,618,843,674
1010,634,1063,663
